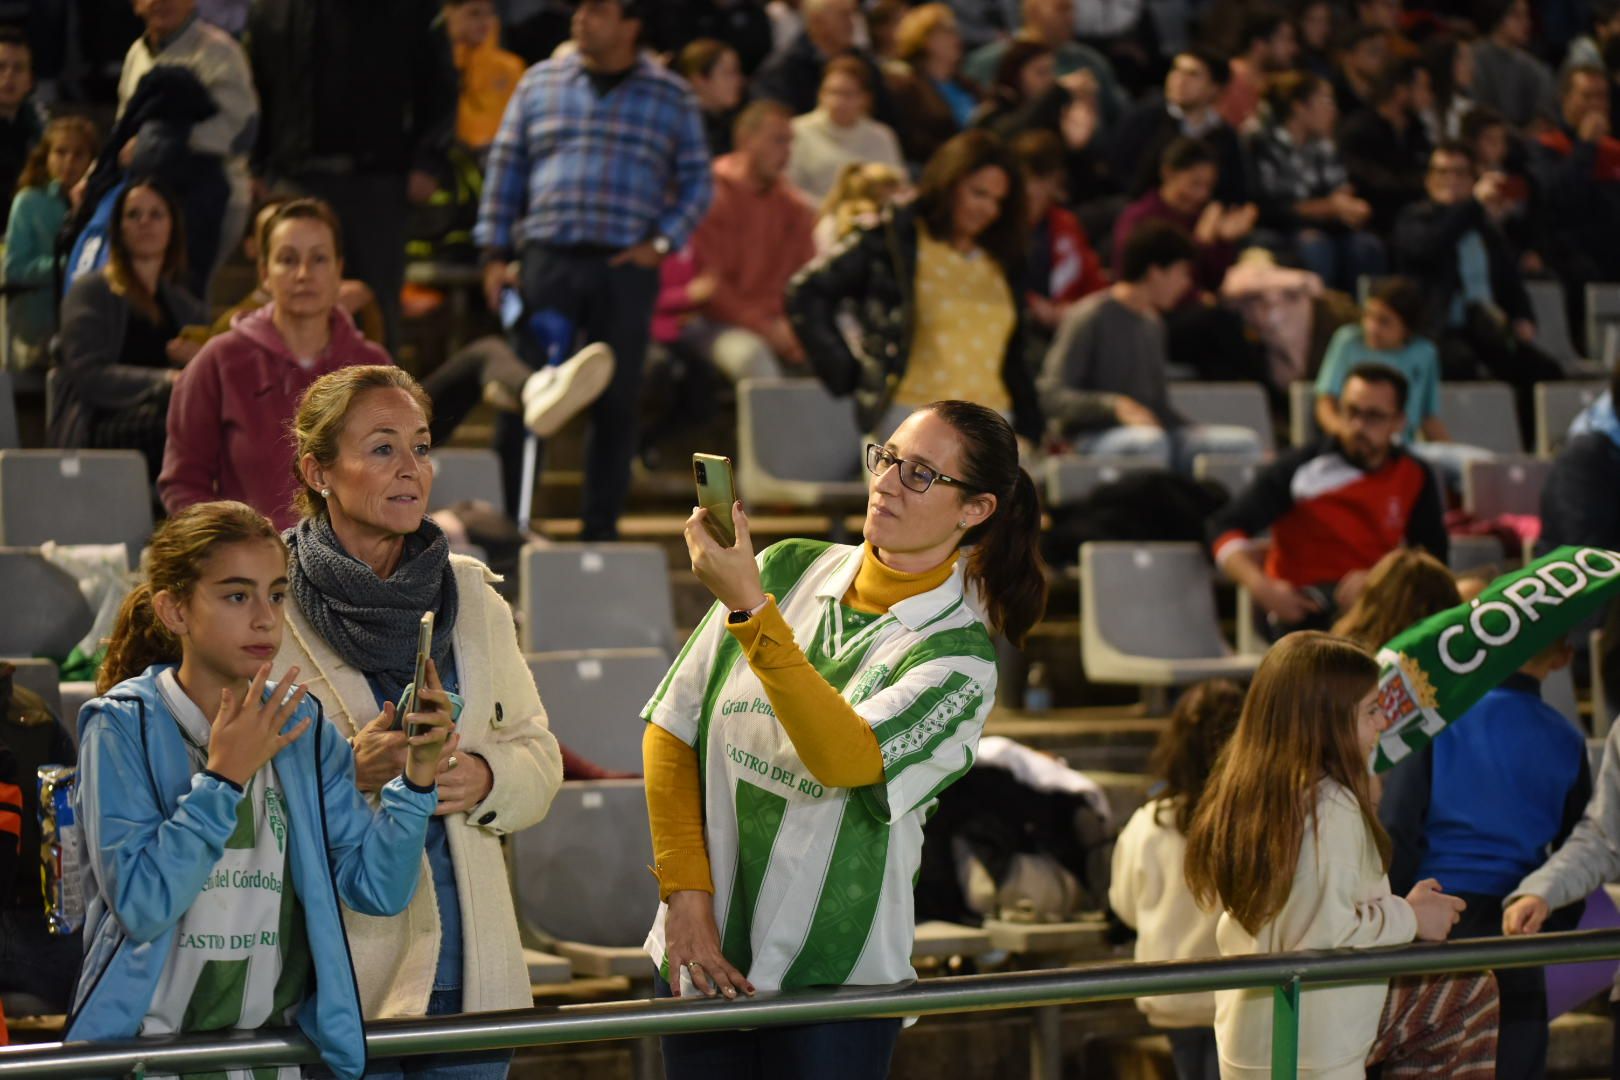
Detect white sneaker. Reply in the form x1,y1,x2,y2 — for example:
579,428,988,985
521,343,616,438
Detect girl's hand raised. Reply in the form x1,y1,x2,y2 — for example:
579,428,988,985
1406,878,1466,942
206,664,312,787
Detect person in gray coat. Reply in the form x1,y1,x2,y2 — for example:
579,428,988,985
51,178,208,478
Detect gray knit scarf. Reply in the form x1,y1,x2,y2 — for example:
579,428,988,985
285,514,459,703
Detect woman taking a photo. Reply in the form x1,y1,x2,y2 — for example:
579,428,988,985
160,198,392,531
275,365,563,1079
788,131,1042,445
644,400,1046,1078
52,178,208,477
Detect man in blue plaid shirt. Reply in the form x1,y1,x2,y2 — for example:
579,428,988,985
475,0,712,540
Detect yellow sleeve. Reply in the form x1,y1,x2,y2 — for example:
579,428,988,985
727,598,885,789
642,724,714,901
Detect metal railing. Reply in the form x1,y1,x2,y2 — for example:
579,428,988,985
3,928,1618,1080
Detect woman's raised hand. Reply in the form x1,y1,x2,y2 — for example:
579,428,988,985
662,890,754,1000
206,664,312,787
683,501,767,614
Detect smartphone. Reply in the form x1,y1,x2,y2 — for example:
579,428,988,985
693,453,737,547
401,611,435,737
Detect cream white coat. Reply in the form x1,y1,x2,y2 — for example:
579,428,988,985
1213,780,1416,1079
275,553,563,1018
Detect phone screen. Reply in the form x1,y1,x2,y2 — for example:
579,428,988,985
693,454,736,547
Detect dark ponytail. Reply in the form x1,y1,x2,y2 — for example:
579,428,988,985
927,400,1049,647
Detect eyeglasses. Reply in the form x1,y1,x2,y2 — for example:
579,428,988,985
1341,404,1398,425
865,443,976,495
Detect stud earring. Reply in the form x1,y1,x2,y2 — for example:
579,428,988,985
320,488,331,499
957,518,968,529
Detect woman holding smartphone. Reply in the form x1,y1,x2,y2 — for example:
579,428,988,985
273,365,563,1080
643,400,1047,1078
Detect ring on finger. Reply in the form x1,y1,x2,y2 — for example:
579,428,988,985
447,754,459,771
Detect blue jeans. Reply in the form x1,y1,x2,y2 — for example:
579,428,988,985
1166,1026,1219,1080
346,989,512,1080
653,975,901,1080
1292,228,1386,293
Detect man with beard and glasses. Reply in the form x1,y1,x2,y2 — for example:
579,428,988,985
1208,363,1448,640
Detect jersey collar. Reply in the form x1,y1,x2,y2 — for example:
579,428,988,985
813,545,968,632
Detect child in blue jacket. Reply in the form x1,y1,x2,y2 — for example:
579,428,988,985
66,501,458,1079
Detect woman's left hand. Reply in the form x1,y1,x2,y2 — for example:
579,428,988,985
435,750,494,816
684,501,767,614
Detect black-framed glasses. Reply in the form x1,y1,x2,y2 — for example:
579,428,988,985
865,443,976,494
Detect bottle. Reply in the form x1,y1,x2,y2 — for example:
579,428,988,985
1024,662,1052,713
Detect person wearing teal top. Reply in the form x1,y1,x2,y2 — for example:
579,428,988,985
1314,276,1493,491
1,116,94,368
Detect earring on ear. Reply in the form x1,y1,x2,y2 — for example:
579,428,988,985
320,488,331,499
957,518,968,529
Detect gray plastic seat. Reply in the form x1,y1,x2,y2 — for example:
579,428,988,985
0,372,20,450
519,543,675,655
428,448,505,514
509,779,658,967
1543,662,1580,727
1526,279,1592,373
736,379,866,508
527,648,666,774
1439,383,1523,454
1462,457,1551,519
1167,382,1276,447
1585,282,1620,367
1193,453,1263,497
1045,455,1157,506
6,657,63,724
0,549,94,658
1289,381,1322,447
1447,533,1507,574
1079,542,1259,686
1535,381,1606,457
0,450,152,559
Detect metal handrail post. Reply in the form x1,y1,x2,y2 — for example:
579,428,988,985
1271,976,1301,1080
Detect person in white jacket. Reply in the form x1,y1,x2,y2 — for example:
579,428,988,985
1111,679,1244,1080
1184,632,1500,1080
276,364,564,1080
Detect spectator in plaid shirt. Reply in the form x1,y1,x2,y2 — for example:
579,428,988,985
1250,71,1385,291
475,0,712,539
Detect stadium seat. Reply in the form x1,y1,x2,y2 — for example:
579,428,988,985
1193,453,1263,497
428,448,505,514
1447,533,1507,574
1079,542,1259,690
1289,381,1322,447
0,549,94,659
519,543,676,656
1461,457,1552,519
1535,381,1606,457
1526,279,1593,374
1044,455,1157,506
736,379,866,508
1543,662,1579,728
1585,282,1620,368
1438,383,1522,454
0,450,153,559
1166,383,1276,448
509,779,657,976
526,648,666,775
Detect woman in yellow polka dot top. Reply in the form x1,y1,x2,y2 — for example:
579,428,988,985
787,130,1044,445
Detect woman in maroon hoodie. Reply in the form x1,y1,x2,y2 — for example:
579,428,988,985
159,199,392,529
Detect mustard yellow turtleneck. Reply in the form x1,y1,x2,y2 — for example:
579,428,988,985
644,545,959,900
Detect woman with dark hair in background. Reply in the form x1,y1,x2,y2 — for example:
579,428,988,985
676,38,746,159
788,130,1043,446
52,177,208,477
645,399,1047,1078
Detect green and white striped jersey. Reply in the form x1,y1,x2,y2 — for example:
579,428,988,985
642,539,998,992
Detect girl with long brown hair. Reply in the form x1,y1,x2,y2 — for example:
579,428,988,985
1330,547,1461,652
70,501,454,1080
1184,632,1500,1078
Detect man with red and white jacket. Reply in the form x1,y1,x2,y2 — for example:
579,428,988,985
1208,362,1448,637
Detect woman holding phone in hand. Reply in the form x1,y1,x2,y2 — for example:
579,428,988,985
273,365,563,1080
643,400,1047,1079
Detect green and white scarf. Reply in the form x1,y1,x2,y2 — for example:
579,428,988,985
1372,545,1620,772
141,670,311,1080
